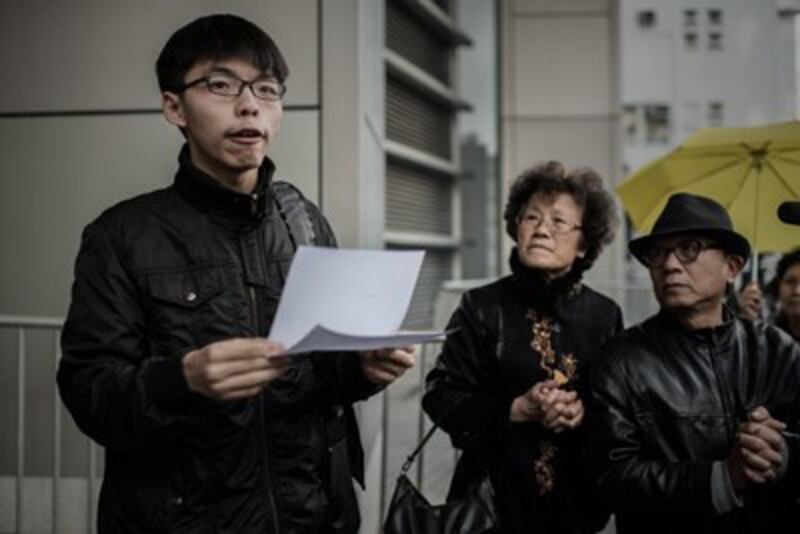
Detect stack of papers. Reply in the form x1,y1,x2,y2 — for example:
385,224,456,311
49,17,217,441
268,246,446,354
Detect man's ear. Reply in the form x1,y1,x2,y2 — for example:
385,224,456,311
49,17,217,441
161,92,186,128
726,254,746,282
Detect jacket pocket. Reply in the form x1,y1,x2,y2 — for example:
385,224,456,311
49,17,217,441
142,267,231,353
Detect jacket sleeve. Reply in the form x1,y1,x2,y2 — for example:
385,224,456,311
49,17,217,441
585,347,716,517
767,329,800,499
422,291,514,453
57,221,197,454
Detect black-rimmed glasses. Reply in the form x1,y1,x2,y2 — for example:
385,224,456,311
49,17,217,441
642,238,720,268
178,73,286,101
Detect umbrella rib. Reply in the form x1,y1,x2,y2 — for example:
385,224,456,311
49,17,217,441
633,155,750,226
674,154,751,189
764,159,800,198
772,153,800,166
670,149,743,160
726,163,756,211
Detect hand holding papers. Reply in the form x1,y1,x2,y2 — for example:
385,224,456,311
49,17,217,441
268,247,446,354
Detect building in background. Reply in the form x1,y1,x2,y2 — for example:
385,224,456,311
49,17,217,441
619,0,800,286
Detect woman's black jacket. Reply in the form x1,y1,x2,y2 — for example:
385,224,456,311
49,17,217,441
423,268,623,534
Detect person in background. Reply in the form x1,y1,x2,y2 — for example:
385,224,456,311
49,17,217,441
767,249,800,341
735,278,763,320
423,161,622,533
586,192,800,534
57,14,413,533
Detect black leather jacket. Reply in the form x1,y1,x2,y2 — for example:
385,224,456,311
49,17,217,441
423,261,623,534
57,149,376,533
586,310,800,534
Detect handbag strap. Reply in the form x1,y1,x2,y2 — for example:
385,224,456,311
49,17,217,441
400,424,438,475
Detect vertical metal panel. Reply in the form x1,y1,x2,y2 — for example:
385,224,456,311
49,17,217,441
89,442,97,534
386,78,453,160
386,1,450,84
386,162,453,234
52,329,61,534
398,249,452,328
16,327,25,534
379,390,389,523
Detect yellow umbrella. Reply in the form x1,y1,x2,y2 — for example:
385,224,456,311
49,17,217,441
618,121,800,265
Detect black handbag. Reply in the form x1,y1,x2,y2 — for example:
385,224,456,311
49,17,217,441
383,425,500,534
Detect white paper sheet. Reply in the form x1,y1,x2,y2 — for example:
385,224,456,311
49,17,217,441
268,246,445,354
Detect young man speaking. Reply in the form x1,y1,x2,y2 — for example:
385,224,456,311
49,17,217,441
57,14,414,533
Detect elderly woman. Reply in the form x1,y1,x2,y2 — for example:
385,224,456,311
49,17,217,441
423,161,622,533
768,249,800,341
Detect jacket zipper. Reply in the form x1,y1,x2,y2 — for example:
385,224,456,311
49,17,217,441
249,276,281,533
707,331,736,444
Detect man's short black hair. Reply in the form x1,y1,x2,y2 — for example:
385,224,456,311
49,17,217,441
156,14,289,93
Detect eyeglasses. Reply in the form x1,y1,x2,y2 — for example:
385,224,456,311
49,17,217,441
641,238,720,268
518,212,582,235
178,73,286,101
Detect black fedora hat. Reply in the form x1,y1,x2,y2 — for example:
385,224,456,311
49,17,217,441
629,192,751,265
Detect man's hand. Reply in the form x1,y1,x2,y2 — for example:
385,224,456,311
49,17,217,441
736,281,763,320
727,406,787,493
182,338,288,401
359,346,415,385
510,380,584,431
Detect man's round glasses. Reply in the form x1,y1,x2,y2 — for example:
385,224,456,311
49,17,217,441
518,212,582,235
178,73,286,102
642,238,720,268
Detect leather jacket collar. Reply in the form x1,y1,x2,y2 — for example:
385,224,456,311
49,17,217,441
655,305,737,349
174,144,275,224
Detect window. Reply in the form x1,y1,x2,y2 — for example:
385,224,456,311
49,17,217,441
644,104,671,143
684,32,698,50
708,9,723,25
683,101,702,133
683,9,697,27
637,10,656,28
622,105,638,144
708,101,724,126
709,32,723,50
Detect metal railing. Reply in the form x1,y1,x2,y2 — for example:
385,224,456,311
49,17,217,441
2,283,654,532
0,315,99,534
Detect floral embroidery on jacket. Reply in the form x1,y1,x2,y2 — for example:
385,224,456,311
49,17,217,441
526,310,577,384
533,440,557,495
526,309,578,494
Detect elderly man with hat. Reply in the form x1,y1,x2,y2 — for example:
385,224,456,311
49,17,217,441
585,192,800,534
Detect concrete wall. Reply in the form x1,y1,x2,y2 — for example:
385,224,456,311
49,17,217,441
0,0,323,318
500,0,625,299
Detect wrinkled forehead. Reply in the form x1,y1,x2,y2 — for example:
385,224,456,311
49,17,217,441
522,191,581,214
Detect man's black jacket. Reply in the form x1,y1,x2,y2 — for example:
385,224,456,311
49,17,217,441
57,149,377,533
586,310,800,534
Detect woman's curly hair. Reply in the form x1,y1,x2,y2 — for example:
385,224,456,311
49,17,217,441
503,161,619,276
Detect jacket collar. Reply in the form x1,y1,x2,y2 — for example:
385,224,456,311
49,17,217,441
173,144,275,223
508,247,583,318
655,305,737,348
